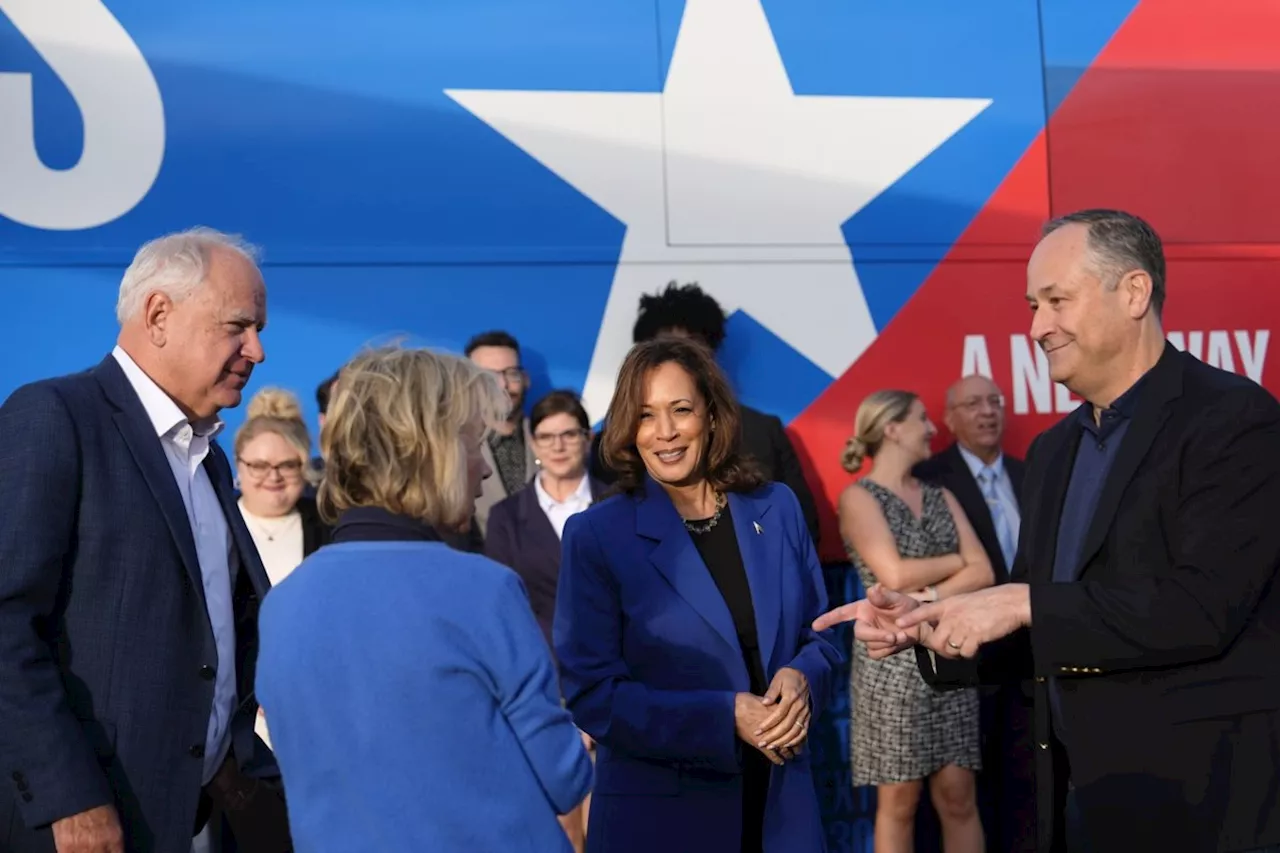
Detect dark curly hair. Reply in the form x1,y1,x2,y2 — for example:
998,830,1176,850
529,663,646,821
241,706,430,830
600,337,763,495
632,282,727,351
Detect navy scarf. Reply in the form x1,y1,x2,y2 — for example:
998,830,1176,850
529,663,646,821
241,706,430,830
331,506,444,544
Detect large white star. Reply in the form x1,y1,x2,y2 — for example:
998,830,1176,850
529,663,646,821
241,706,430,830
446,0,991,422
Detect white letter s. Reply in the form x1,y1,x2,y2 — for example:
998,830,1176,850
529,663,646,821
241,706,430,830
0,0,164,230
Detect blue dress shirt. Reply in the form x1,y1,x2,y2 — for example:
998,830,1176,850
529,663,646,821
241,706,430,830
1048,372,1151,737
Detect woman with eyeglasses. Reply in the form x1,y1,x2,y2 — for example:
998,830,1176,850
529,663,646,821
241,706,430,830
486,389,608,852
486,390,608,653
227,387,334,802
234,388,332,592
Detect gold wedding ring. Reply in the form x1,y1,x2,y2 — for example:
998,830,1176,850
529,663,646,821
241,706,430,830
947,640,962,650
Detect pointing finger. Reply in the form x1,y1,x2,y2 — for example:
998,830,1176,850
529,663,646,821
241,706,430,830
812,602,861,632
896,601,943,630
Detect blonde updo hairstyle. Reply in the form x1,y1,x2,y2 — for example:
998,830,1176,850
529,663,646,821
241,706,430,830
317,345,510,529
840,389,919,473
234,387,318,486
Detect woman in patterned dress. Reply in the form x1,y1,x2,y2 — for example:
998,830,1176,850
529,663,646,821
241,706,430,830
839,390,994,853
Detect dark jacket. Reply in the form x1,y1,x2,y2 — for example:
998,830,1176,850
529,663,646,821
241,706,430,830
0,356,277,853
921,344,1280,853
913,442,1024,584
483,476,609,654
296,494,333,558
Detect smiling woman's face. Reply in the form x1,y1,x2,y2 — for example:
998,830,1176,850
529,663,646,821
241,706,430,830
634,360,708,489
237,430,306,517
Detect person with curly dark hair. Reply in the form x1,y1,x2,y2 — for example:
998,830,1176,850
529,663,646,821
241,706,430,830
554,337,841,853
590,282,821,547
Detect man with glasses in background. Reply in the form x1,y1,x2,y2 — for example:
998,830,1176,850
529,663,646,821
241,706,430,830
466,331,538,543
914,375,1033,853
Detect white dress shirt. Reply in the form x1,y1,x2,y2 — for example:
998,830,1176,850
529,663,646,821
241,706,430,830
957,443,1022,546
113,346,237,785
533,473,593,539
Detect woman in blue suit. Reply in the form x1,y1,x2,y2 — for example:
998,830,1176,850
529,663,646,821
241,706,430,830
554,337,842,853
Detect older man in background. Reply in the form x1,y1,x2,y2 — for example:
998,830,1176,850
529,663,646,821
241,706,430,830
914,375,1033,853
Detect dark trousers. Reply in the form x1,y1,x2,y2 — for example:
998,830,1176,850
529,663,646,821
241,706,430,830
195,756,293,853
979,683,1037,853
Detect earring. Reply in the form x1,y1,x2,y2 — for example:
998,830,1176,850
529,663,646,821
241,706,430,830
534,458,542,467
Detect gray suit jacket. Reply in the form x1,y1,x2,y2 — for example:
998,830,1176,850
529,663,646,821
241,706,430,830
473,419,537,539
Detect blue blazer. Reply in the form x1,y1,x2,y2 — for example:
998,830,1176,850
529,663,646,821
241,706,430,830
256,513,595,852
0,356,275,853
554,476,841,853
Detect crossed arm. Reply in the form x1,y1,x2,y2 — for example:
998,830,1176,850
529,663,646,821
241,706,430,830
816,390,1280,683
838,484,994,599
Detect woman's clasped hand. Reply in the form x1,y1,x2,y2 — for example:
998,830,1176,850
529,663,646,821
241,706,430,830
733,666,812,764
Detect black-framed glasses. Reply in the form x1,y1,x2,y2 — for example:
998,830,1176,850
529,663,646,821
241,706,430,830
238,458,304,479
532,428,587,448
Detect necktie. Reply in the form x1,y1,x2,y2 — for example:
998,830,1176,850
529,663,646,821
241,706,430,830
980,466,1017,570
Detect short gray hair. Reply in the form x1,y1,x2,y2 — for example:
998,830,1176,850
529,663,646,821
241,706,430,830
1041,209,1166,317
116,227,262,324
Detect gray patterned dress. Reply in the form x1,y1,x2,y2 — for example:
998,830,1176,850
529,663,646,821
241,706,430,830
846,479,981,786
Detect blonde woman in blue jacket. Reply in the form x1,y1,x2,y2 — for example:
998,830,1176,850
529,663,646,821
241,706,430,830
256,345,593,851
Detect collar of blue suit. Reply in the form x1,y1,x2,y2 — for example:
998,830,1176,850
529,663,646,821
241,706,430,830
634,474,782,675
332,506,444,543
